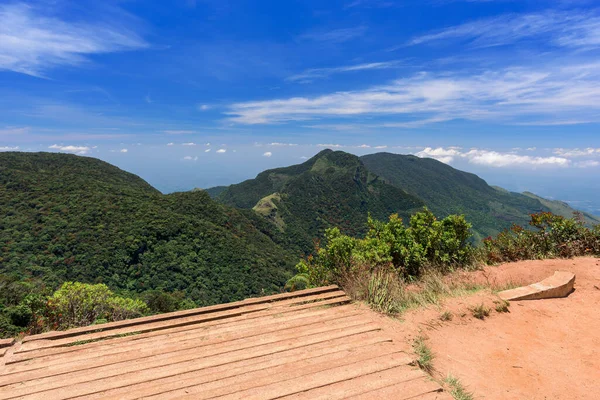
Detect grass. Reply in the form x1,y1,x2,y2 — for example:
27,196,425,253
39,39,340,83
412,336,434,374
440,310,453,321
445,374,474,400
494,299,510,313
342,267,492,316
470,303,490,320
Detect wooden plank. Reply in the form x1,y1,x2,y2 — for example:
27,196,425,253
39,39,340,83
22,285,340,343
16,291,348,353
2,311,367,383
0,320,379,397
278,366,425,400
143,346,411,400
195,352,414,400
55,339,398,400
78,332,391,400
6,304,359,371
343,377,444,400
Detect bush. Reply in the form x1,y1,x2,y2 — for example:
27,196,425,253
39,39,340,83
291,208,474,288
45,282,148,330
483,212,600,263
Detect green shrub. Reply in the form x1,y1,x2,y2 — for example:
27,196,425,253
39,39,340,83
290,208,474,288
45,282,148,330
483,212,600,263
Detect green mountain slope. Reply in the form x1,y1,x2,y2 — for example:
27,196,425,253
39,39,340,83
0,152,294,306
522,191,600,225
214,150,425,252
360,152,579,240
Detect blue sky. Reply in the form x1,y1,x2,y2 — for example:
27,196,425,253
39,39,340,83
1,0,600,214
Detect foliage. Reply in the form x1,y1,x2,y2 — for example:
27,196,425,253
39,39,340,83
470,303,490,320
361,153,600,242
215,149,424,254
293,208,474,287
445,374,474,400
494,299,510,313
482,212,600,263
0,152,295,313
42,282,148,330
413,336,434,374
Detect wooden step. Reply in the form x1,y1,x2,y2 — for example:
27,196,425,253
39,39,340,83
22,285,340,343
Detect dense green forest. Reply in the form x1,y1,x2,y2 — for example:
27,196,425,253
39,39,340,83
360,153,600,241
212,150,599,244
214,150,424,252
0,153,296,313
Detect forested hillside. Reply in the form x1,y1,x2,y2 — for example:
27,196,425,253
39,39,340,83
214,150,425,252
0,152,295,307
360,152,599,240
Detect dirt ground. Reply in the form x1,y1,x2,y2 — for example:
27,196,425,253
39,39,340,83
362,257,600,400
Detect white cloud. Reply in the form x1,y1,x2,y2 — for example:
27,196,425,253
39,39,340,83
48,144,90,154
164,130,196,135
205,148,211,152
263,151,272,157
120,148,128,153
317,143,344,148
287,61,400,82
199,104,210,111
268,142,298,146
575,160,600,168
553,148,600,157
226,63,600,126
374,145,388,149
408,10,600,49
416,146,570,168
183,156,198,161
0,146,19,151
464,150,570,167
167,142,174,146
416,147,463,164
0,3,147,77
216,149,226,153
182,142,196,146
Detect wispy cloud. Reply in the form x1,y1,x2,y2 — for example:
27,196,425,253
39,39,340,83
227,63,600,125
0,146,20,151
416,146,572,168
216,148,226,153
164,130,197,135
48,144,90,154
0,126,30,136
287,61,400,82
408,10,600,49
554,147,600,157
263,151,272,157
299,26,367,43
0,3,147,77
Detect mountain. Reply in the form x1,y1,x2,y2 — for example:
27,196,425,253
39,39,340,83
361,152,597,240
211,150,597,245
0,152,295,306
213,150,425,252
522,192,600,225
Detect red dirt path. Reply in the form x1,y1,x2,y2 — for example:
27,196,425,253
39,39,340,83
363,257,600,400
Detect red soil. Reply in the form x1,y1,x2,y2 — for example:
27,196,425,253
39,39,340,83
363,257,600,400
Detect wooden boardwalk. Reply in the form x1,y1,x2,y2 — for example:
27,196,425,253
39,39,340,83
0,286,451,399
